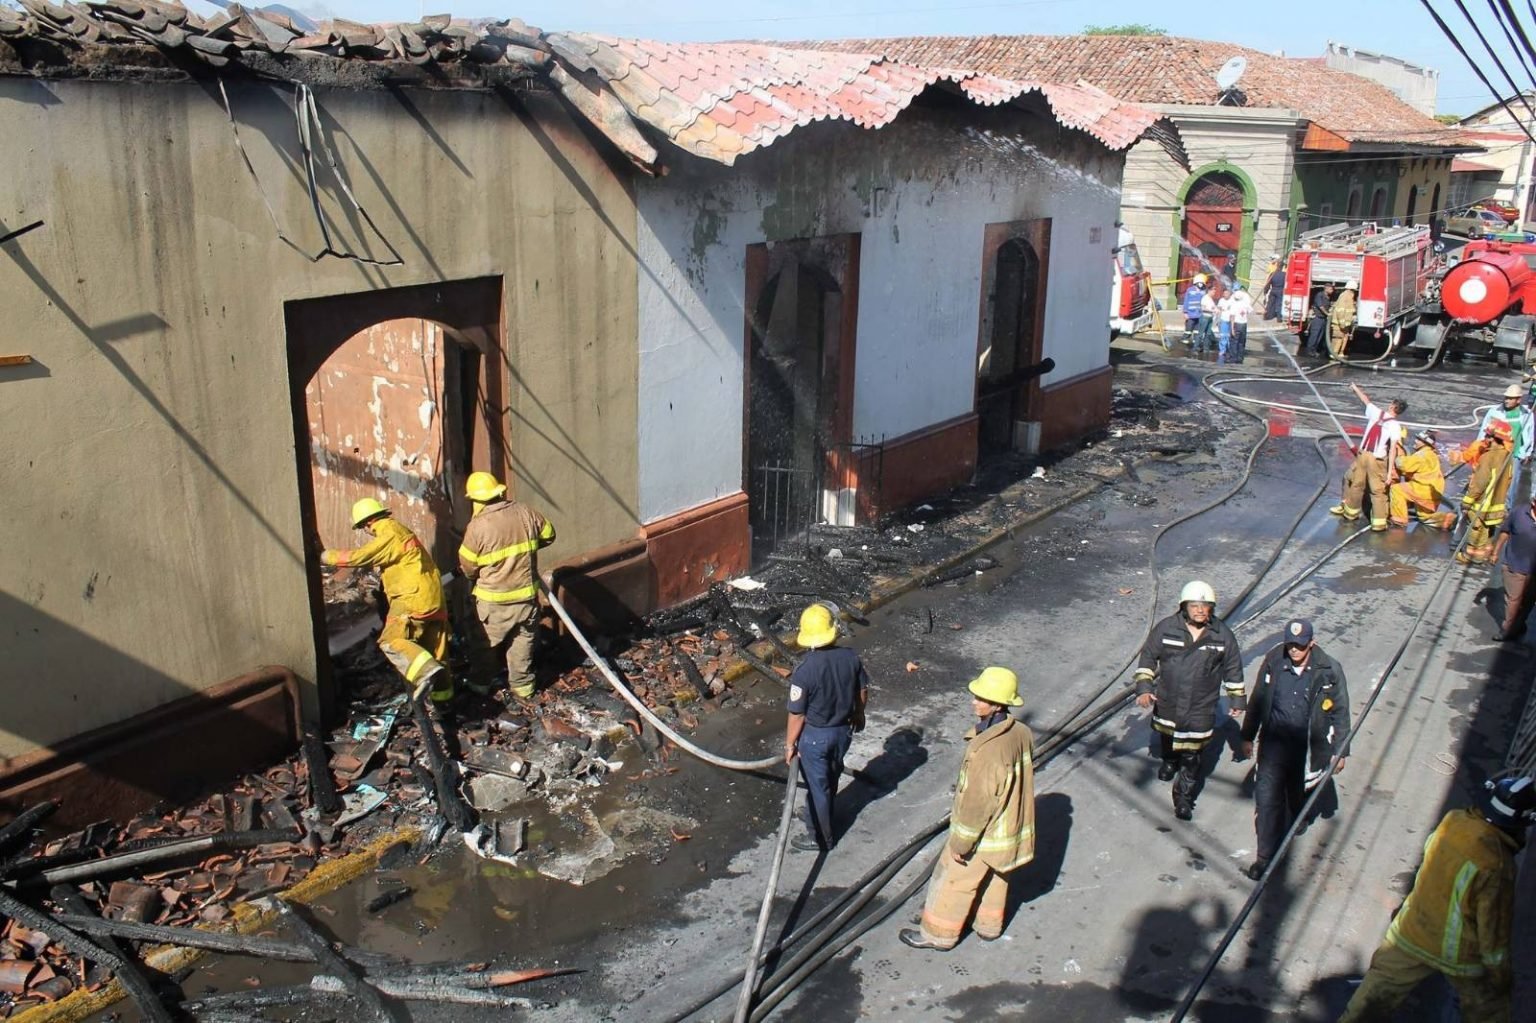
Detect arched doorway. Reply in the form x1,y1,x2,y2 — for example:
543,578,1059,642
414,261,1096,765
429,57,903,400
1370,186,1388,219
284,278,504,711
978,237,1045,454
1347,189,1363,219
1178,170,1246,297
1405,185,1419,224
1431,183,1442,221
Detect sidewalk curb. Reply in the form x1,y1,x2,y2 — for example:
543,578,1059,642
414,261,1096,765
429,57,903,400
13,826,423,1023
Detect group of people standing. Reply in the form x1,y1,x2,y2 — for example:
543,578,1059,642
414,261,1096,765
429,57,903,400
1179,273,1254,363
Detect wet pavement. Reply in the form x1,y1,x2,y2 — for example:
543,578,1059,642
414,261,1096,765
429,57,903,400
84,332,1536,1021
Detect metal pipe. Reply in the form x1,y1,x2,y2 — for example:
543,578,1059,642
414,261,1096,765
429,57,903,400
734,757,798,1023
24,828,295,886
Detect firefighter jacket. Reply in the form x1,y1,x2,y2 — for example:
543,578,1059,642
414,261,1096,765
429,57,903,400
1240,644,1350,788
457,499,555,605
1135,614,1245,747
1329,290,1357,332
1180,285,1205,320
1452,440,1513,521
1384,808,1519,988
946,717,1035,873
322,518,445,620
1394,446,1445,502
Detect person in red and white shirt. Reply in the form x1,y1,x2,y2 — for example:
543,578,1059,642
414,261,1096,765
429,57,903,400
1330,382,1407,532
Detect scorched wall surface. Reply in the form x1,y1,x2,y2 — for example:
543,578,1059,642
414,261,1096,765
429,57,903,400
634,102,1126,524
0,75,639,760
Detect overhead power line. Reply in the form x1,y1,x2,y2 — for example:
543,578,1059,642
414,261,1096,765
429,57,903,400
1449,0,1536,126
1419,0,1536,142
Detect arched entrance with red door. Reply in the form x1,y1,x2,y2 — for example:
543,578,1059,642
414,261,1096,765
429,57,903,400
1174,164,1255,302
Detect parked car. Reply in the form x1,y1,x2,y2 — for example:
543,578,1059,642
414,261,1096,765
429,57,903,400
1446,208,1514,238
1471,200,1521,223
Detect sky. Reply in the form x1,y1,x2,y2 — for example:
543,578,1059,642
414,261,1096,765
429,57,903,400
294,0,1520,119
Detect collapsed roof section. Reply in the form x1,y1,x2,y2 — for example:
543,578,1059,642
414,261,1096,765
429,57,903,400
0,2,1185,173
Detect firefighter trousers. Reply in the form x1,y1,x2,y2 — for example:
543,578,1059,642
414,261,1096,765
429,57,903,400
1342,453,1388,527
378,613,453,703
1387,481,1445,526
918,852,1014,948
1159,732,1205,813
475,599,538,698
797,723,853,849
1338,940,1509,1023
1464,511,1504,562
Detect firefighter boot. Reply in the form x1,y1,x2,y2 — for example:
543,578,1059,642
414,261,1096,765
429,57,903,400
1172,754,1200,821
1157,759,1179,782
1329,504,1362,521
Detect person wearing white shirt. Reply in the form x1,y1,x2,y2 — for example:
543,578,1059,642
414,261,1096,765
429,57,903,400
1330,382,1407,531
1228,287,1254,364
1216,291,1235,363
1196,289,1217,354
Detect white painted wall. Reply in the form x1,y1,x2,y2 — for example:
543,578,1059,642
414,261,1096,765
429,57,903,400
635,104,1126,524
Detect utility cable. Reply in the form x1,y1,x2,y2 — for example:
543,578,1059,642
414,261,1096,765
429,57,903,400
1420,0,1536,143
1453,0,1536,125
1488,0,1536,95
540,580,782,772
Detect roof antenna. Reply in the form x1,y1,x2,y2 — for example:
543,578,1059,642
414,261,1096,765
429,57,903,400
1215,56,1247,106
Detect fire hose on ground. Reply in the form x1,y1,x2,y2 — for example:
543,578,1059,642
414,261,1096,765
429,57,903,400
540,580,783,772
674,338,1494,1019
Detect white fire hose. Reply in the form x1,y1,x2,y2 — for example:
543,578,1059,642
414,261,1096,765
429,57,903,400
539,579,782,772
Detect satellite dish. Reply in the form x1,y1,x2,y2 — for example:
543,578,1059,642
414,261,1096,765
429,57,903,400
1216,56,1248,93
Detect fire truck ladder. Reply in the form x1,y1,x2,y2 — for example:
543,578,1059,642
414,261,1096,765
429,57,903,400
1297,222,1430,260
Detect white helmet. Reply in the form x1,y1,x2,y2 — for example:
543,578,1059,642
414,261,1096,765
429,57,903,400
1179,580,1216,606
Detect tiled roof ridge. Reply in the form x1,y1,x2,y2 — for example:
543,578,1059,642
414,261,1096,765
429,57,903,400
0,6,1176,168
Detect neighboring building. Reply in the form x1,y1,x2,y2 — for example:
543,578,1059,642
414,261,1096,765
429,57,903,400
1322,42,1438,116
1456,97,1536,222
0,7,1172,819
809,35,1471,306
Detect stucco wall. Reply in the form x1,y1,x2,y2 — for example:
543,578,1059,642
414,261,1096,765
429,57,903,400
633,100,1125,524
1117,106,1300,305
0,75,638,759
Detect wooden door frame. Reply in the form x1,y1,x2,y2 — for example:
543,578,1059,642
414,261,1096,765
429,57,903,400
975,219,1052,433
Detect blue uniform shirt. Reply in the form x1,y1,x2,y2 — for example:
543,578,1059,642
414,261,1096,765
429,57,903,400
1501,505,1536,575
1268,661,1312,739
786,647,869,727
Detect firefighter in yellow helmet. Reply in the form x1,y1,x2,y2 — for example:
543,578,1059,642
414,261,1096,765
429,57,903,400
900,667,1034,950
457,472,555,701
321,498,453,705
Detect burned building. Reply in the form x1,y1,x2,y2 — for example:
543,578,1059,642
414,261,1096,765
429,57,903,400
0,5,1175,816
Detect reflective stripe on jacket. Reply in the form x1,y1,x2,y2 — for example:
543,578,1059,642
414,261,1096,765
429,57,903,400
458,500,554,604
1385,808,1519,985
947,718,1035,873
1135,614,1247,739
1395,447,1445,505
322,518,445,619
1457,442,1513,520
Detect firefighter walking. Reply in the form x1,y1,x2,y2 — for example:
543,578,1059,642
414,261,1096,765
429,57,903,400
1330,383,1406,532
1338,774,1535,1023
1450,418,1516,565
784,604,870,853
321,498,453,706
900,667,1034,951
457,471,555,701
1238,619,1349,881
1388,430,1450,529
1134,581,1245,821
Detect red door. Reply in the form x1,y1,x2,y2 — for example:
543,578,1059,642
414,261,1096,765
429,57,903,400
1178,172,1246,297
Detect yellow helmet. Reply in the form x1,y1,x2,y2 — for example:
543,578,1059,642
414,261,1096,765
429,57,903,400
796,604,838,649
465,471,507,502
350,497,389,528
968,666,1024,708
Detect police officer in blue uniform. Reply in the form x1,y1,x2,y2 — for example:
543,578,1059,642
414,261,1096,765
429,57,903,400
784,603,870,853
1239,618,1351,880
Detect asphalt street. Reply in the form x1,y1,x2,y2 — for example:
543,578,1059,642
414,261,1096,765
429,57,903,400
546,344,1533,1023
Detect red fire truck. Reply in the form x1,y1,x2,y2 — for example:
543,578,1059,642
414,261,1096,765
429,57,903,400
1110,224,1154,338
1282,222,1435,351
1412,235,1536,366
